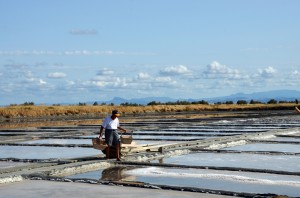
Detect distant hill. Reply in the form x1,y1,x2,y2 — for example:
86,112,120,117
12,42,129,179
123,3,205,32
91,89,300,105
206,90,300,103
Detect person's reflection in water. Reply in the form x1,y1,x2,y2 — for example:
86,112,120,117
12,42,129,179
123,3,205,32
101,166,126,181
158,158,164,164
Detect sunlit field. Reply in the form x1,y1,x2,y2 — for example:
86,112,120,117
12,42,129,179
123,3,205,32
0,103,296,119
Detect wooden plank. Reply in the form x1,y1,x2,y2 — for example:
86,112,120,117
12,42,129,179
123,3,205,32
295,106,300,114
121,145,160,153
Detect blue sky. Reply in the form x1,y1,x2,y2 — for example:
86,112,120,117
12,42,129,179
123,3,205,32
1,0,300,105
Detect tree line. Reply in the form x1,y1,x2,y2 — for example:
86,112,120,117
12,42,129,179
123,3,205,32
8,99,298,107
146,99,298,106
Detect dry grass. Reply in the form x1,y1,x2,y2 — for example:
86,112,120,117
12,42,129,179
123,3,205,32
0,103,297,129
0,103,296,119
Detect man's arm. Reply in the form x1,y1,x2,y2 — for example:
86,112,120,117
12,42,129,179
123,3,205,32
117,126,127,133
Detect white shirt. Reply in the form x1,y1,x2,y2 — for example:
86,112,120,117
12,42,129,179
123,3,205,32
102,116,120,130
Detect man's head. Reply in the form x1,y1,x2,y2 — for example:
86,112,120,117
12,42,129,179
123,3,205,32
112,110,120,117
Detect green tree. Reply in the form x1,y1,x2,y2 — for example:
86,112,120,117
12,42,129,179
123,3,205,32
249,99,262,104
147,101,160,105
23,102,35,106
236,100,247,105
267,99,277,104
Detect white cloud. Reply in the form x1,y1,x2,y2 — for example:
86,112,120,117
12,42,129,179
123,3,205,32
97,68,115,75
89,76,128,88
0,50,57,56
0,50,152,56
291,70,300,77
257,66,276,78
38,79,47,85
90,80,108,87
69,29,98,35
66,80,75,85
25,71,33,77
63,50,128,56
155,76,173,83
4,62,27,69
160,65,190,76
203,61,241,79
1,57,298,106
113,78,128,88
153,76,177,87
47,72,67,79
136,72,150,80
24,77,47,85
25,77,35,83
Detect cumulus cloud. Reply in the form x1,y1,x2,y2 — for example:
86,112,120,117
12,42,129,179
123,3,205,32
153,76,177,87
89,76,128,88
97,68,115,75
0,50,57,56
136,72,150,80
285,70,300,86
291,70,300,77
155,76,172,82
24,77,47,86
160,65,190,76
69,29,98,35
63,50,126,56
47,72,67,79
203,61,241,79
257,66,276,78
64,50,155,56
38,79,47,85
4,62,27,69
66,80,75,86
89,80,107,87
0,50,152,56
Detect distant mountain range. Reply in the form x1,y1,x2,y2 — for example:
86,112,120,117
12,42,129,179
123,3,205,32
206,90,300,104
94,90,300,105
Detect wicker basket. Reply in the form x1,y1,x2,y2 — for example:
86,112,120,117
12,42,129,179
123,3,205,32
121,134,133,144
92,138,108,150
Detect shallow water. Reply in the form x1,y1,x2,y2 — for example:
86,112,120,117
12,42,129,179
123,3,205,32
223,143,300,153
22,139,92,145
67,166,300,197
0,146,101,159
161,152,300,172
125,167,300,197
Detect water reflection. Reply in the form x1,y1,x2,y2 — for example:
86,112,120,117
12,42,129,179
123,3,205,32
101,166,136,181
101,167,125,181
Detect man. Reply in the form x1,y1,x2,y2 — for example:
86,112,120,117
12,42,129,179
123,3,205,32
99,110,127,161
